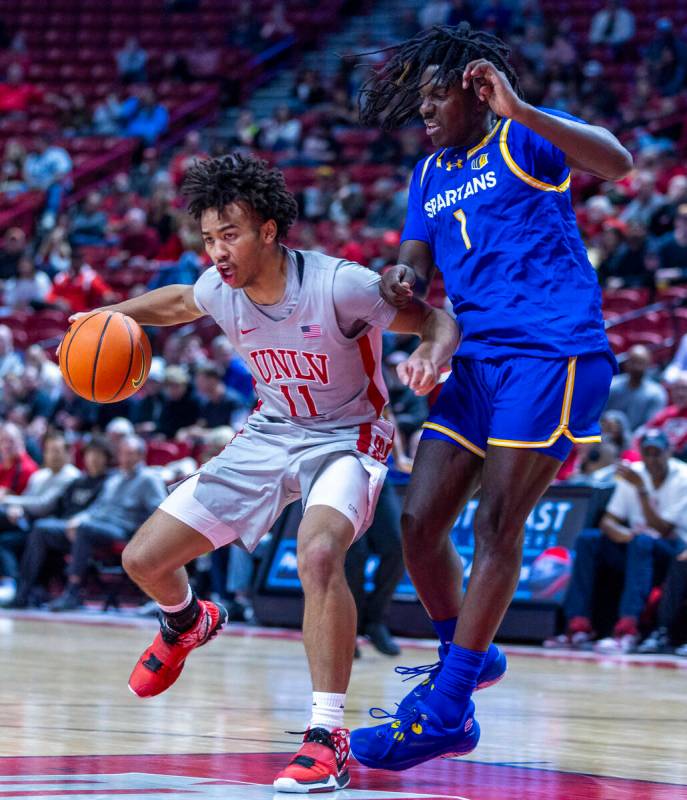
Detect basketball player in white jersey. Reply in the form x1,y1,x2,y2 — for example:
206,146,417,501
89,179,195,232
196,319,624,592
68,154,458,793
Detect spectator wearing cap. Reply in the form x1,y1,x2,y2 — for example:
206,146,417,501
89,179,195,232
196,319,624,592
47,434,167,611
158,366,201,439
605,345,667,431
557,430,687,653
653,204,687,283
104,417,136,451
588,0,635,49
8,437,113,608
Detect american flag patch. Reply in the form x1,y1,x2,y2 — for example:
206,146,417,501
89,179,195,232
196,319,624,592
301,324,322,338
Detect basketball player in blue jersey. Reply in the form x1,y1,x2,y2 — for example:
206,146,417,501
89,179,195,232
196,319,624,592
351,24,633,771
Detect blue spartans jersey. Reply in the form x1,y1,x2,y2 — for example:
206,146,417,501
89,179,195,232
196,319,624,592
402,108,611,361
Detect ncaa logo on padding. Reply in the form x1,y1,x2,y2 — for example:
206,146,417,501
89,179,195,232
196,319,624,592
471,153,489,170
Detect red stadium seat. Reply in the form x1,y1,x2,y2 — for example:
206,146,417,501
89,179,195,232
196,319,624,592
146,441,183,466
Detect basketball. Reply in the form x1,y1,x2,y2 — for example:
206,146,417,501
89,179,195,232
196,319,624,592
58,311,152,403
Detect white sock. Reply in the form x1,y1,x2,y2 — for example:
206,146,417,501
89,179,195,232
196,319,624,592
310,692,346,731
158,585,193,614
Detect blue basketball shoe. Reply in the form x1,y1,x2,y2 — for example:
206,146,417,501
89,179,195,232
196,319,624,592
392,642,506,716
350,697,480,771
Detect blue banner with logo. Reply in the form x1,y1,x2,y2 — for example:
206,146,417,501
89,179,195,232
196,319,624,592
262,485,593,604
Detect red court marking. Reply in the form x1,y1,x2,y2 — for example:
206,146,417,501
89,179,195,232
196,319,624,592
0,753,684,800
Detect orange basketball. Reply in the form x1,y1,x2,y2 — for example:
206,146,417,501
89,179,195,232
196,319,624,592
59,311,152,403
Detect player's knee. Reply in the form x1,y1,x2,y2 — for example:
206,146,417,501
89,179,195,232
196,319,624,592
121,542,140,581
473,504,523,551
298,537,344,591
122,538,152,583
400,508,431,553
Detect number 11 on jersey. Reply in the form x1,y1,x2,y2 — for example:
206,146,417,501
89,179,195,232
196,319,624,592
453,209,472,250
280,383,319,416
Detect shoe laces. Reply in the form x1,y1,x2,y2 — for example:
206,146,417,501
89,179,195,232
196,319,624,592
394,659,441,684
367,704,427,740
285,727,334,748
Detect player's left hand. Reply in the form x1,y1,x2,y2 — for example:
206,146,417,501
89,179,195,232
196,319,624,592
397,355,438,396
462,59,523,119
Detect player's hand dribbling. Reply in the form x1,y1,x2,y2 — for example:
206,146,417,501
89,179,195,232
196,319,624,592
463,59,523,120
397,354,438,396
380,265,416,308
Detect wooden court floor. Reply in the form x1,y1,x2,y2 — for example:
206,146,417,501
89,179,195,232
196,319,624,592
1,613,686,799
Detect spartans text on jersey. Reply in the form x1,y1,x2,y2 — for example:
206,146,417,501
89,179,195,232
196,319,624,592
424,171,497,218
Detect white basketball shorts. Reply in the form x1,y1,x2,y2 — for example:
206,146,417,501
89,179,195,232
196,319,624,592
159,412,391,551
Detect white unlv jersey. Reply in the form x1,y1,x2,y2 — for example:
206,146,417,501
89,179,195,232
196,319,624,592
193,248,393,460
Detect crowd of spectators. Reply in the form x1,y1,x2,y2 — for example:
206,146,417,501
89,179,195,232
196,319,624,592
1,1,687,651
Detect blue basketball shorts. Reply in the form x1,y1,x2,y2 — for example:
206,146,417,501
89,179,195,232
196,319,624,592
421,353,615,462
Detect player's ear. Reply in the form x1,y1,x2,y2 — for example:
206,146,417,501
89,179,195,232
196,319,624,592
261,218,278,244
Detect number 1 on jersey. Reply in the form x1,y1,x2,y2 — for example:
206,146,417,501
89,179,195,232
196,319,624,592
453,209,472,250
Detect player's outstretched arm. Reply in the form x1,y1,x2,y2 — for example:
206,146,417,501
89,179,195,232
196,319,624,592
380,240,435,308
388,298,459,396
67,284,206,327
463,58,633,181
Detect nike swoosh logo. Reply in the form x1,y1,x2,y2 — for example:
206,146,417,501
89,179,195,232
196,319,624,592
240,327,258,334
132,344,147,388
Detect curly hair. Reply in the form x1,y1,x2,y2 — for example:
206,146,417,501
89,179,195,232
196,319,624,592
358,23,521,130
181,153,299,239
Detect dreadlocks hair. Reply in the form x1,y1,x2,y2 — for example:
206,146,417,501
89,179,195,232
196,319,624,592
181,152,299,239
358,22,522,130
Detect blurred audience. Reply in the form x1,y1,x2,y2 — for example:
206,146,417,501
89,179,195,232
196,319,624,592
554,430,687,653
605,345,668,431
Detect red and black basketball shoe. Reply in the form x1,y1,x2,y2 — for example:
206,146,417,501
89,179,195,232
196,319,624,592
128,600,227,698
273,726,351,793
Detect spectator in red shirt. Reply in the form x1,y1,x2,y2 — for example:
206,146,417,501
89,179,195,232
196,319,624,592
0,422,38,497
0,63,42,116
46,248,116,314
640,372,687,457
